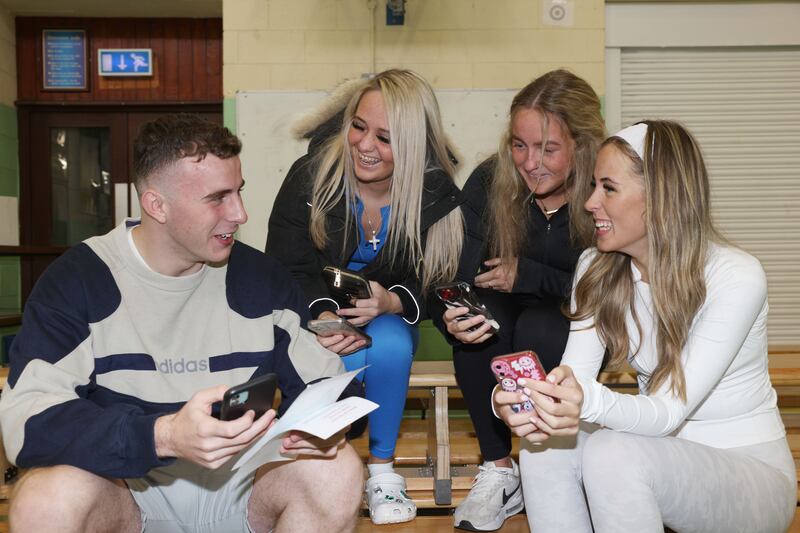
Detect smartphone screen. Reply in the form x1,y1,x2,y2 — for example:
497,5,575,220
219,373,278,421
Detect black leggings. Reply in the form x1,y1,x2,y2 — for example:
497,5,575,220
452,288,570,462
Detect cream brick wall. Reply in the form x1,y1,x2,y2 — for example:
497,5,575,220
0,4,16,107
223,0,605,95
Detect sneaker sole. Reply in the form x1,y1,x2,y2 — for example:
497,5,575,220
370,513,417,526
454,497,524,531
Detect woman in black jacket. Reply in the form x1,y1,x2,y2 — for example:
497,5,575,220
266,69,463,525
440,70,606,532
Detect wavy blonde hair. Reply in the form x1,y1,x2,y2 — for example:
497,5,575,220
569,120,722,401
308,69,463,291
488,70,605,267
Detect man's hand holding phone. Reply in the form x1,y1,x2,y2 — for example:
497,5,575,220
154,382,276,469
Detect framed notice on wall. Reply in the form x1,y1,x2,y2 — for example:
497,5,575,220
42,29,88,90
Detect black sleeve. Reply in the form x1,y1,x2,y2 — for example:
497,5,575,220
429,159,493,339
265,156,338,317
512,256,575,299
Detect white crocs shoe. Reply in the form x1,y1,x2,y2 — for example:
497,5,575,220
365,472,417,525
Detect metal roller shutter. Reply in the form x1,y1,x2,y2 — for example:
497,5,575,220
620,47,800,345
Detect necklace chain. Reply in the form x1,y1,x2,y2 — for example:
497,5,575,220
537,199,559,216
364,211,381,251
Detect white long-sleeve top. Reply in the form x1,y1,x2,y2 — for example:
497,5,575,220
563,243,785,449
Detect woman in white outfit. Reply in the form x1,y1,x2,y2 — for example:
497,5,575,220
493,120,796,533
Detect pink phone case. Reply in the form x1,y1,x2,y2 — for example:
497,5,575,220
490,351,546,413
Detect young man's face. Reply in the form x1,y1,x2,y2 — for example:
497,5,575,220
160,154,247,275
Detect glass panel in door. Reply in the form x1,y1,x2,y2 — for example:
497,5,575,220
49,127,114,246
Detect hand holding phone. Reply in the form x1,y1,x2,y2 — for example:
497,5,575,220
436,282,500,334
322,266,372,306
219,373,278,421
490,351,546,413
307,318,372,347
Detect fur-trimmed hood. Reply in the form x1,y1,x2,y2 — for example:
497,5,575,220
290,75,461,166
290,78,364,153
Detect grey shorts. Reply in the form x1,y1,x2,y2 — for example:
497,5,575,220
126,459,256,533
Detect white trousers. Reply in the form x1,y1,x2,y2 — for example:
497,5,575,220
519,424,795,533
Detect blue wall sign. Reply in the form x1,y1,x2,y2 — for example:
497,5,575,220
43,29,87,90
98,49,153,76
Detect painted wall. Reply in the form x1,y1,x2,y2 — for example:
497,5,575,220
221,0,605,237
0,3,20,318
222,0,605,130
222,0,604,93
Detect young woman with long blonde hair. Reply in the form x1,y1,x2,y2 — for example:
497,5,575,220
266,69,463,525
494,121,795,532
438,70,605,531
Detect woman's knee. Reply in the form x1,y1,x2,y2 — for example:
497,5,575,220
582,430,648,489
364,315,415,365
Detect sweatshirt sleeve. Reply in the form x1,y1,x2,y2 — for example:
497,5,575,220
564,249,769,437
0,248,173,478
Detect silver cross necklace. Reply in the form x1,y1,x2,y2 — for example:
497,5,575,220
364,214,381,251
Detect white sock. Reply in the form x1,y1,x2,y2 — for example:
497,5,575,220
368,462,395,477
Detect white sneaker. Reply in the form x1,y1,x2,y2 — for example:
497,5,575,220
365,472,417,525
454,460,523,531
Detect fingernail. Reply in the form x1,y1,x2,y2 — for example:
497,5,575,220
523,387,531,396
517,378,526,386
521,394,531,403
547,375,556,383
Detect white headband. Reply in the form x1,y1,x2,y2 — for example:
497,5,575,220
613,123,648,161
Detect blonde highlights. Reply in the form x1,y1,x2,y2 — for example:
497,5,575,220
488,70,606,267
308,69,462,290
570,121,720,401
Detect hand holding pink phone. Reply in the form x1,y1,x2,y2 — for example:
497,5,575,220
490,351,547,413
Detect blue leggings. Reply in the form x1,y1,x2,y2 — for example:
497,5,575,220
342,314,417,459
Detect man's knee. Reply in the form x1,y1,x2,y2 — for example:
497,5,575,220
252,443,364,527
11,465,134,529
298,444,363,511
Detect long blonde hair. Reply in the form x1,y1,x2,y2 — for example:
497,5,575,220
308,69,463,291
488,70,605,266
569,120,721,401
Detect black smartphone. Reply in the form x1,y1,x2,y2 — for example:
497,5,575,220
307,318,372,347
219,373,278,421
436,281,500,334
322,266,372,305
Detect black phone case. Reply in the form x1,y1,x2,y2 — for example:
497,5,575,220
322,266,372,305
220,373,278,421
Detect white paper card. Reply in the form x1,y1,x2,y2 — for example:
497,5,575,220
233,368,375,474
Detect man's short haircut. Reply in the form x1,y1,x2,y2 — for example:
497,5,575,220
133,113,242,194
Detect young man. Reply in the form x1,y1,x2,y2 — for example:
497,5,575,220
0,114,364,532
